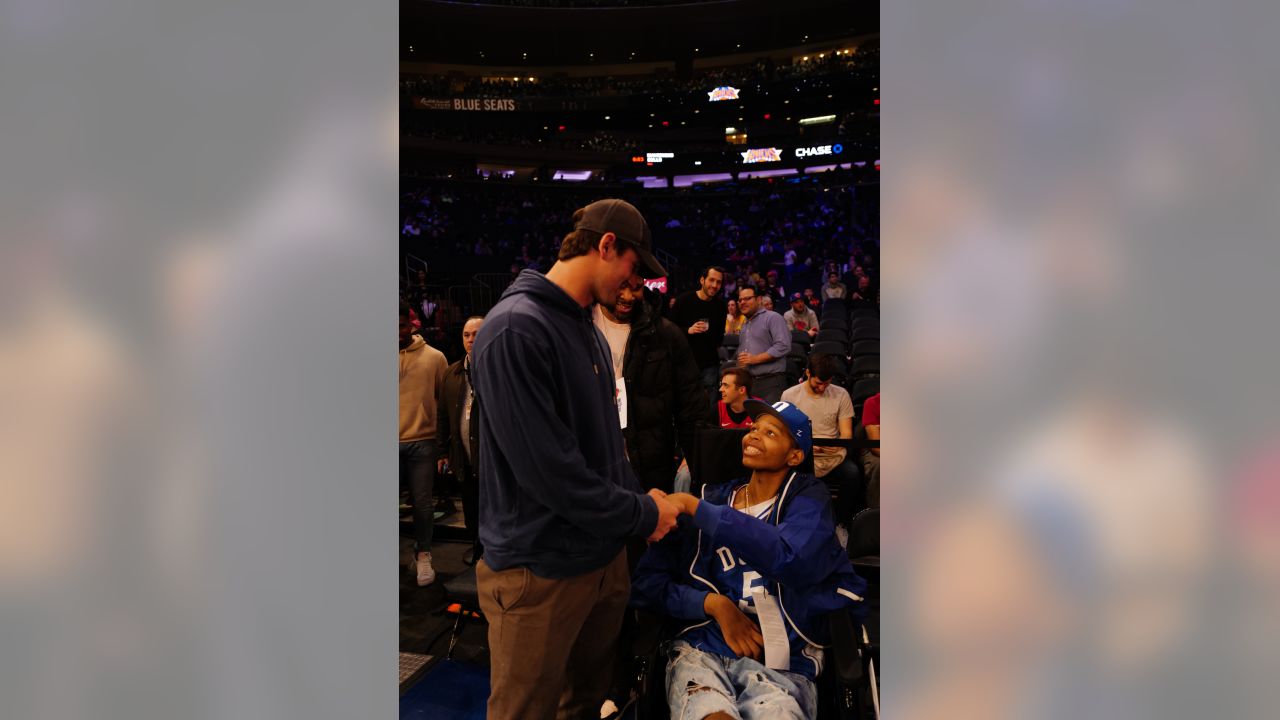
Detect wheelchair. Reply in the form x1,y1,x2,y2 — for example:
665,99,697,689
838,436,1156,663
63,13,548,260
625,605,877,720
615,429,881,720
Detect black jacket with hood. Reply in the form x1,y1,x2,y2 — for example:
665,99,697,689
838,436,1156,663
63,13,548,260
619,299,714,491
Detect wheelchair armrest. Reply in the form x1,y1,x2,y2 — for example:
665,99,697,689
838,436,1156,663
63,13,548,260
631,609,667,658
828,609,864,685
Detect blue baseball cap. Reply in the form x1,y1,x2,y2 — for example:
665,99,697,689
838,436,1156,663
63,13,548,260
743,399,812,460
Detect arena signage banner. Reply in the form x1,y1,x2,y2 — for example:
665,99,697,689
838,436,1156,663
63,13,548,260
741,148,782,163
413,97,519,111
643,277,668,293
793,143,844,158
708,86,741,101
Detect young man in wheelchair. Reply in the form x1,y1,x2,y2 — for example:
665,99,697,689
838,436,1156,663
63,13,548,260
631,400,866,720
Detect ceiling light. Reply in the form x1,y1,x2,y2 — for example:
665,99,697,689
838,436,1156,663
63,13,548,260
798,114,837,125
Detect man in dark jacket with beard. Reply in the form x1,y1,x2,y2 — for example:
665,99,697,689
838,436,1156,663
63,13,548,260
593,276,714,493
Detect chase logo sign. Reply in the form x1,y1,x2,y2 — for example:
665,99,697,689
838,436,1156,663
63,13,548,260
741,148,782,163
794,143,843,158
708,86,741,101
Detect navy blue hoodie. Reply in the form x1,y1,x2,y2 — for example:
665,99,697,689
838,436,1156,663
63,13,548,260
470,270,660,578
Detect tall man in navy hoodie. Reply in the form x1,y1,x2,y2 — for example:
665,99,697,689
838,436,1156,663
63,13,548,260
470,198,682,720
632,400,866,720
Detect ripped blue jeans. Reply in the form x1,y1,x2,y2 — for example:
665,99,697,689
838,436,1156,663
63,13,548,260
664,640,817,720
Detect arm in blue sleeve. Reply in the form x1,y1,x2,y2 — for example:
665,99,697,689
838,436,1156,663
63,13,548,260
692,494,842,588
476,328,658,540
630,519,713,620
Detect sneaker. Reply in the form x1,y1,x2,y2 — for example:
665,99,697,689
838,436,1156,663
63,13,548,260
412,552,435,587
835,523,849,551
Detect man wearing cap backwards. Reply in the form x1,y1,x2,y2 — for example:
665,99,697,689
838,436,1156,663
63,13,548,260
783,292,821,338
470,198,682,720
632,401,866,720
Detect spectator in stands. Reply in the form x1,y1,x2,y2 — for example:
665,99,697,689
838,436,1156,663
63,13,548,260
470,198,680,720
852,275,877,308
715,366,756,429
399,303,448,586
735,286,791,404
821,272,848,302
632,400,866,720
764,269,786,303
437,315,485,566
421,293,439,324
722,275,738,300
593,271,713,714
592,273,712,492
784,292,820,338
861,393,880,508
761,295,775,312
803,287,820,311
724,298,745,336
670,266,727,394
783,240,799,286
781,354,863,532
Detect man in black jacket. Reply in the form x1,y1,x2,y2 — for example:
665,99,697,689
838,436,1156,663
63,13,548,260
668,266,726,395
593,278,714,493
436,315,484,564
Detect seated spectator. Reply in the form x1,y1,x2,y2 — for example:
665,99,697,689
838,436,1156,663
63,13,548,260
760,295,775,313
715,367,757,429
781,354,863,530
725,299,745,336
851,275,877,308
821,273,847,301
802,287,820,311
861,393,880,508
764,269,786,302
783,293,820,338
632,400,866,720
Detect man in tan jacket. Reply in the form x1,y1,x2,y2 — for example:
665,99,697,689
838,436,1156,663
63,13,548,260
400,302,448,586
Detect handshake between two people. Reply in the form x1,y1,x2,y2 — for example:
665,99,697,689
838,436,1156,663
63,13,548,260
644,488,700,542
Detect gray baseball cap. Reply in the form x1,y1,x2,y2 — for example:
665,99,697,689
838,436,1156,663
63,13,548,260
574,198,667,279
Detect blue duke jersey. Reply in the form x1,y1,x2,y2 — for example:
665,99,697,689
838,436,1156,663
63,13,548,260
684,491,826,673
631,472,867,680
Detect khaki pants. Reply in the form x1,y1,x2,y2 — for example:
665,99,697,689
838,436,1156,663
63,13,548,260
477,550,630,720
862,450,880,509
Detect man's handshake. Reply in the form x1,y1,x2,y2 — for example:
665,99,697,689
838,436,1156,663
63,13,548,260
646,488,680,542
645,489,702,542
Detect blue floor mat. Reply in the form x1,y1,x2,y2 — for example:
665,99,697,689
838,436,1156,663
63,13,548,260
400,659,489,719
